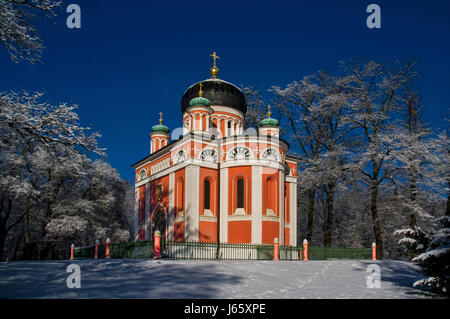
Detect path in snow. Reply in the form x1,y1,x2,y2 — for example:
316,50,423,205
0,259,439,299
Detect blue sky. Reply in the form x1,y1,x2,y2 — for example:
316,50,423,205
1,0,449,183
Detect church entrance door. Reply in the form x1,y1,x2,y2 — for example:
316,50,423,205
154,208,167,241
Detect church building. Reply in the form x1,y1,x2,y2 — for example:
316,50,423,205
132,53,300,246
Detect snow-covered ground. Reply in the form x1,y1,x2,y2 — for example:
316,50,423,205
0,259,441,299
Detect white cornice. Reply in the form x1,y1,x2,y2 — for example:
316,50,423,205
262,215,280,222
285,176,298,184
210,106,244,119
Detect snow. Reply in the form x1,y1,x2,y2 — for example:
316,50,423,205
0,259,442,299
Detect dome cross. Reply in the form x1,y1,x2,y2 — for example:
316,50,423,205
210,51,220,67
210,51,220,78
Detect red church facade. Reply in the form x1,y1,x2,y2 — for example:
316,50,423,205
132,55,299,246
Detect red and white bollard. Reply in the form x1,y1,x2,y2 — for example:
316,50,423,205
153,230,161,259
303,239,309,261
94,239,100,259
273,237,279,261
372,242,377,261
70,243,74,260
105,238,111,259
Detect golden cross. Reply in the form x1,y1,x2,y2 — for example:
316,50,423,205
267,105,272,117
210,51,220,67
159,112,163,124
199,82,203,97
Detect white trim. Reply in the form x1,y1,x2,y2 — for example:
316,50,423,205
134,133,289,172
219,167,228,243
279,170,285,246
262,215,280,222
228,215,252,221
145,182,150,240
135,159,215,188
203,209,214,216
251,165,262,244
233,208,246,216
185,165,199,241
168,172,175,241
286,176,297,184
200,215,217,222
210,105,244,119
184,105,214,114
134,158,286,189
289,182,297,246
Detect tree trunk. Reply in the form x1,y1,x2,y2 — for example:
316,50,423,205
306,189,315,242
323,183,336,247
0,197,12,261
446,181,450,217
409,173,418,227
12,233,23,261
370,182,383,259
0,232,6,261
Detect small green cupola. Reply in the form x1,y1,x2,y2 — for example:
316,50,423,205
260,105,279,127
189,82,211,107
151,112,170,134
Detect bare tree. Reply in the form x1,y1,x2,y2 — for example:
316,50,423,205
272,72,353,246
344,59,419,259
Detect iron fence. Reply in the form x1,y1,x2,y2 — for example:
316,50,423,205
72,240,371,261
307,246,372,260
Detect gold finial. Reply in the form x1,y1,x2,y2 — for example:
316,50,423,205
267,105,272,118
199,82,203,97
159,112,163,124
210,51,220,78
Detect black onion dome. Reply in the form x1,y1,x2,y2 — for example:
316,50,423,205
181,78,247,115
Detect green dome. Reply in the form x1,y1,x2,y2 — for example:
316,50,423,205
151,124,170,134
189,96,211,107
260,117,279,127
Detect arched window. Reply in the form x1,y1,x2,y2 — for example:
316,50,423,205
176,178,184,216
227,147,251,160
261,148,279,161
237,178,245,209
200,149,217,162
266,177,277,216
138,169,147,181
204,179,211,210
174,150,186,164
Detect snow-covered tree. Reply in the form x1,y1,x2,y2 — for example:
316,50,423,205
393,121,449,257
343,59,419,259
412,216,450,295
241,86,269,130
0,0,62,63
394,226,430,258
0,91,132,260
272,71,354,246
